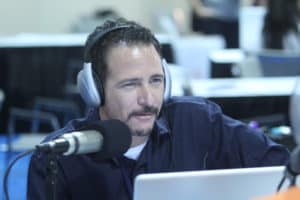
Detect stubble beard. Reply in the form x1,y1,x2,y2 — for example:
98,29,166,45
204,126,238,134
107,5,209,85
131,127,153,137
126,105,158,137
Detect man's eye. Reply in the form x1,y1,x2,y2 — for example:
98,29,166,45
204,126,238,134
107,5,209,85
151,78,163,85
122,82,137,88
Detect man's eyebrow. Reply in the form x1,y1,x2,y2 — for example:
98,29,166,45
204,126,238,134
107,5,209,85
116,74,164,86
151,74,164,78
116,78,142,86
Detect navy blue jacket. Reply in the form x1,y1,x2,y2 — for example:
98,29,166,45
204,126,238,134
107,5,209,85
27,97,289,200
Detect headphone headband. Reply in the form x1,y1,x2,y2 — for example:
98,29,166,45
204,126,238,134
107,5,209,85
84,25,133,63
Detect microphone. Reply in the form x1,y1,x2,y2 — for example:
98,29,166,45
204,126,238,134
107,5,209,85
36,120,132,159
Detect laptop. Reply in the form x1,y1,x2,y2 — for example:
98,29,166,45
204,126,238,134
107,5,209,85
258,53,300,77
133,166,297,200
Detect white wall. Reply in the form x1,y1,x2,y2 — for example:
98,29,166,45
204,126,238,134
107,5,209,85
0,0,41,34
0,0,191,35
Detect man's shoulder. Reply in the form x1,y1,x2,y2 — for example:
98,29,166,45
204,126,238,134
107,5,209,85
164,96,221,114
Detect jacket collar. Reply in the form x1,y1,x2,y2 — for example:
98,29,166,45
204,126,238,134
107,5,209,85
85,107,171,167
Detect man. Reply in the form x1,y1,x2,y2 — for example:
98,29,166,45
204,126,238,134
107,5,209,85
27,18,289,200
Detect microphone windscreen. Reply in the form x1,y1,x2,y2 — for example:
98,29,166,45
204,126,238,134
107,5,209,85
81,119,132,160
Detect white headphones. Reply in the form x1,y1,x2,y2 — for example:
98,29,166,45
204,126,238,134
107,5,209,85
77,25,172,107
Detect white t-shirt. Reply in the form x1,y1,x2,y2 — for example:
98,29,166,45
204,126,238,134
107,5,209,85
124,141,147,160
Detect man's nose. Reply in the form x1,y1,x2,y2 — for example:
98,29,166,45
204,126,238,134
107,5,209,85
137,85,154,106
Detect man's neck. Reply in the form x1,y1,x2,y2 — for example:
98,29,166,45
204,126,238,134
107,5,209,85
131,135,149,147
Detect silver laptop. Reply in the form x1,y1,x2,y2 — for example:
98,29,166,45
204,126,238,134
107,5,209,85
134,166,297,200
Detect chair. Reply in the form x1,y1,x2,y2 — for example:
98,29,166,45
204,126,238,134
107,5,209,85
6,107,60,152
31,59,84,129
2,105,61,199
8,107,60,134
33,96,81,128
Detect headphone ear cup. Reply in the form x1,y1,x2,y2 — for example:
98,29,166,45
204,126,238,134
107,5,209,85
162,59,172,102
77,63,102,107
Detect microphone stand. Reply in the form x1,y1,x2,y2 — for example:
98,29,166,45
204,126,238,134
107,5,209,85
46,152,59,200
278,146,300,191
287,146,300,187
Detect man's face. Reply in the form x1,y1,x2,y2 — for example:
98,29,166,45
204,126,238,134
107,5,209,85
99,44,164,139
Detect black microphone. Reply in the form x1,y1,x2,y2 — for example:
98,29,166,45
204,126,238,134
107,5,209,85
36,119,132,159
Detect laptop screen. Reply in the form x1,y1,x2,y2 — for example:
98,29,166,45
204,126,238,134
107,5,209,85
134,166,295,200
258,54,300,77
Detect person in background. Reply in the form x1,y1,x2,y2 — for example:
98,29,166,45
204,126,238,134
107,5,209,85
190,0,240,48
262,0,300,52
71,8,121,33
252,0,268,6
27,18,289,200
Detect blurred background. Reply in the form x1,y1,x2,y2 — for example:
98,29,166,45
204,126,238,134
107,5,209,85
0,0,189,34
1,0,300,198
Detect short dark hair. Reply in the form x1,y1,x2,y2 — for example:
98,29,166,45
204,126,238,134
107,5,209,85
85,18,162,85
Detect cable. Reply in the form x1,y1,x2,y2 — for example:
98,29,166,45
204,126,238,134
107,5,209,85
277,175,286,192
3,149,34,200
